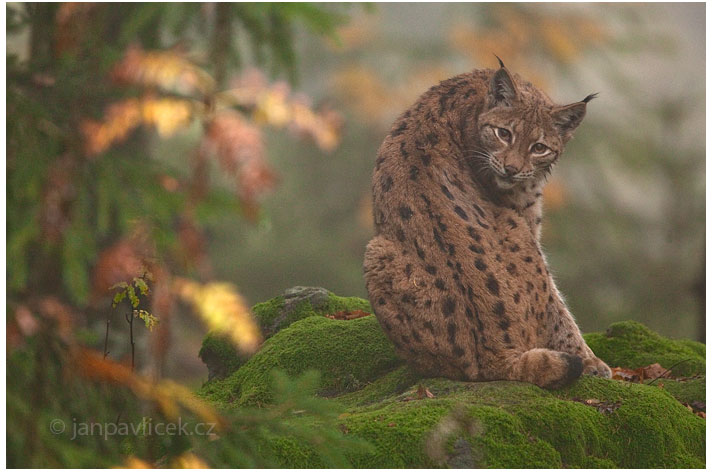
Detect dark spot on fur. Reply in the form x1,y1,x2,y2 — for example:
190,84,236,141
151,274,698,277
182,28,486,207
506,263,517,274
507,218,517,228
441,185,454,200
399,206,414,220
476,218,490,229
378,298,386,305
475,258,487,271
469,244,485,254
426,132,440,146
424,300,432,308
405,264,412,277
486,274,500,295
542,281,547,290
435,279,446,290
453,345,465,357
381,175,393,192
447,243,456,256
409,166,420,180
493,301,505,317
433,228,447,253
513,293,520,304
415,241,425,259
424,321,435,333
425,265,437,275
442,297,456,317
420,153,431,166
392,121,408,136
510,244,520,252
467,226,481,242
447,322,457,342
399,141,407,158
454,206,469,220
524,200,536,209
455,262,463,273
465,307,474,320
524,256,533,263
495,254,502,262
395,228,405,242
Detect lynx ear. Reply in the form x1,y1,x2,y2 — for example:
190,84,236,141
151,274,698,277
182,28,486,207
551,95,593,141
488,67,519,108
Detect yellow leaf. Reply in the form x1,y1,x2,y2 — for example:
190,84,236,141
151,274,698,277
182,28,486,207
140,97,193,137
174,278,262,354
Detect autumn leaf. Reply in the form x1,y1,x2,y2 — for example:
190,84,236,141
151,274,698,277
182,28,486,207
82,96,194,156
111,45,215,96
174,278,262,354
326,310,372,320
201,111,277,213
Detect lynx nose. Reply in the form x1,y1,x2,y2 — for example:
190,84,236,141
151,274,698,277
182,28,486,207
504,165,519,176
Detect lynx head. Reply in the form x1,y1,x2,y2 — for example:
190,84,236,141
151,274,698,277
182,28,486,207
473,62,594,190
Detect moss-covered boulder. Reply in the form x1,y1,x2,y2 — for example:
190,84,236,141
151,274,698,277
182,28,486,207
199,286,373,380
584,320,705,377
198,290,705,468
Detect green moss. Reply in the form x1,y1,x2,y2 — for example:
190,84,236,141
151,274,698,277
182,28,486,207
198,315,401,406
656,377,705,405
198,304,705,468
251,295,287,332
584,321,705,377
198,332,242,381
200,291,374,380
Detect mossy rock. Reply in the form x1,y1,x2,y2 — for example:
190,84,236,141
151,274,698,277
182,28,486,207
198,292,705,468
199,287,373,380
583,321,705,377
199,315,403,406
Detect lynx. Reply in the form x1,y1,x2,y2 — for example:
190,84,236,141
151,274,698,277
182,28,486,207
363,59,611,389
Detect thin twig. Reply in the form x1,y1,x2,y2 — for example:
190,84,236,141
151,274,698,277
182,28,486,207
645,359,693,385
127,311,135,372
103,319,111,359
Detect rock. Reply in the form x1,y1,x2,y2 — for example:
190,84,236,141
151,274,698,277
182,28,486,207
198,291,706,468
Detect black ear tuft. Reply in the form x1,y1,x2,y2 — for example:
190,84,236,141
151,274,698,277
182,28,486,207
582,93,598,104
488,67,519,108
493,54,505,69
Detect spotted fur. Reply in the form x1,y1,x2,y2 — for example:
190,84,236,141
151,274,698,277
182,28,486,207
363,63,611,389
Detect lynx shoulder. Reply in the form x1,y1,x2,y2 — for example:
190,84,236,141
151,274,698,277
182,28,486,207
363,61,610,389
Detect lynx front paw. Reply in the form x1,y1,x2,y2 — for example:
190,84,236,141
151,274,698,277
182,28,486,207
583,357,611,378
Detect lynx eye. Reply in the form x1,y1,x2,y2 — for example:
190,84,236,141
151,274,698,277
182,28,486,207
495,127,512,143
531,143,549,154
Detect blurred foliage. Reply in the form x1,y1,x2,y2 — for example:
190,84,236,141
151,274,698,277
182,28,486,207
7,313,367,467
6,1,359,467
